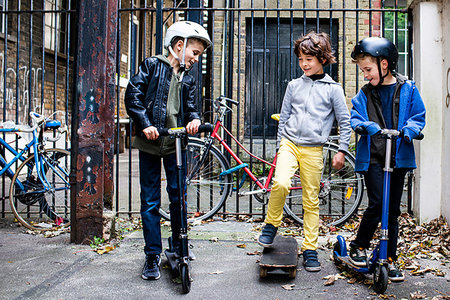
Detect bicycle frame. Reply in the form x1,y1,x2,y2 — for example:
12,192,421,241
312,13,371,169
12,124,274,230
198,98,302,197
0,126,68,195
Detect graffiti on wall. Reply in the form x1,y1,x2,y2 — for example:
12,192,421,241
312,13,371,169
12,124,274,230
0,53,43,124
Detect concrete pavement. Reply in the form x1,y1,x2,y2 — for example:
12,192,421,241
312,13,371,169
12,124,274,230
0,219,449,300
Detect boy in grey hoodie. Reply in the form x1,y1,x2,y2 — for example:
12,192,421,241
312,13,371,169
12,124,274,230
257,32,351,272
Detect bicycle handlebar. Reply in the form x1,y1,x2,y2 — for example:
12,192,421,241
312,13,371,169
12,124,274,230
218,96,239,106
158,123,214,137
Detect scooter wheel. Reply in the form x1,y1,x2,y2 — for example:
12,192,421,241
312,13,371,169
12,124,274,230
373,264,388,294
180,264,191,294
333,242,342,266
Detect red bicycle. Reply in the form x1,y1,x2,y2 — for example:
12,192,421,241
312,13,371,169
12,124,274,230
159,96,364,226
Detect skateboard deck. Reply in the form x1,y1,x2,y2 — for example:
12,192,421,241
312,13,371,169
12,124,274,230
259,235,298,278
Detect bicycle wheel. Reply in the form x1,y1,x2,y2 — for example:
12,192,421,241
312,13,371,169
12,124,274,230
10,148,70,231
283,143,364,226
159,137,232,221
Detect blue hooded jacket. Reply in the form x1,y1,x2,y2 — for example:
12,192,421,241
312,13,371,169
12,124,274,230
351,79,426,172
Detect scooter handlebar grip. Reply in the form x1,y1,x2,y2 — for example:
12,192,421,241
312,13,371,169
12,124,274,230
354,126,368,135
415,132,424,140
158,128,170,136
198,123,214,133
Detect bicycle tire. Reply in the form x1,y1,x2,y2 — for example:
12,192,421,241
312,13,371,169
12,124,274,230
159,137,232,222
283,143,364,226
9,148,70,231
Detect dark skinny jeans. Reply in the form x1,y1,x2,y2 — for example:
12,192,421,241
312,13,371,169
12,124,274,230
350,164,408,261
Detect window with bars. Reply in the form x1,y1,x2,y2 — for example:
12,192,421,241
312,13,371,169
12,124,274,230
44,0,68,54
383,0,408,75
0,0,5,34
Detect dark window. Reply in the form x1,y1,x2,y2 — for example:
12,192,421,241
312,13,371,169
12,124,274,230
245,18,339,138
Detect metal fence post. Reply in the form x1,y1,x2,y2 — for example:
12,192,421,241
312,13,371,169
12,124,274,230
70,0,117,244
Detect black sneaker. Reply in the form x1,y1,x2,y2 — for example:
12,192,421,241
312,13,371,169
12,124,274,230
142,254,161,280
349,246,367,267
388,260,405,282
257,223,278,248
302,250,321,272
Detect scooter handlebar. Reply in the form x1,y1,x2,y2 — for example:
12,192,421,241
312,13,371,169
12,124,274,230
157,123,214,137
356,127,424,141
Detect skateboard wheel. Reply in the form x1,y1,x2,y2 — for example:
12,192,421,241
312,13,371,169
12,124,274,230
289,268,297,278
259,266,268,278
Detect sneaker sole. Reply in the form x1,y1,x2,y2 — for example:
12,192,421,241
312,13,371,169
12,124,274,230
141,273,161,280
257,239,273,248
348,257,367,267
389,276,405,282
304,265,321,272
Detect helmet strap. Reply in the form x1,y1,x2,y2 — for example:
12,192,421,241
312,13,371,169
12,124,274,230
180,38,188,72
376,57,389,86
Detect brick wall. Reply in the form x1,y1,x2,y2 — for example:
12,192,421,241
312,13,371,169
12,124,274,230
0,1,74,126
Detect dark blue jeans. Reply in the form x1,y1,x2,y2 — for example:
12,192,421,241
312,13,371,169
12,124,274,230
350,164,408,261
139,150,186,256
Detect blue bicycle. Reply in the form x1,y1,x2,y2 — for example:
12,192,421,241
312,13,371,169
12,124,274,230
0,112,70,231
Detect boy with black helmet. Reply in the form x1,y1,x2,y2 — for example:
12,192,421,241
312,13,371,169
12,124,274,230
349,37,426,282
125,21,211,281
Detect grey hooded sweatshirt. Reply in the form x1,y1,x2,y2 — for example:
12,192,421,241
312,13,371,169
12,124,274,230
277,74,351,152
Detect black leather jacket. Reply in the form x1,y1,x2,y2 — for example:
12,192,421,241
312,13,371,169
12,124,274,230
124,56,200,133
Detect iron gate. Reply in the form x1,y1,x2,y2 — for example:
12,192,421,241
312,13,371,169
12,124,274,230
113,0,411,218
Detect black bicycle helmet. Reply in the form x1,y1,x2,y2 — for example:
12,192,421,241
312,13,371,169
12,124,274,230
351,37,398,85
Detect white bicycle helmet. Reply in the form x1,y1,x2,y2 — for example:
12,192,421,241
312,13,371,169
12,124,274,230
164,21,212,50
164,21,211,72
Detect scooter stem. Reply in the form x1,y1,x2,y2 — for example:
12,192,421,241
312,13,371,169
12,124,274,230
379,133,394,262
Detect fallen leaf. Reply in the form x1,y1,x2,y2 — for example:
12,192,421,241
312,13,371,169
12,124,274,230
347,278,357,284
246,251,261,256
96,245,115,255
324,276,335,286
236,243,246,248
208,271,224,275
410,291,427,299
281,284,296,290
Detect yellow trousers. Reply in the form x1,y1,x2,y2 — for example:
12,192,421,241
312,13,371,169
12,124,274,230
264,138,323,251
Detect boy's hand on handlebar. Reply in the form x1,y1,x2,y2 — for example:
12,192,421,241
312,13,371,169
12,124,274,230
143,126,159,140
186,119,201,135
332,152,345,170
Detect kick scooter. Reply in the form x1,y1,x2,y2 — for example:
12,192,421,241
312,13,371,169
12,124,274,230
333,128,423,294
158,124,213,294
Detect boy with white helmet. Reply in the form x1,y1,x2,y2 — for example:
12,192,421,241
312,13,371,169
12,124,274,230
125,21,211,280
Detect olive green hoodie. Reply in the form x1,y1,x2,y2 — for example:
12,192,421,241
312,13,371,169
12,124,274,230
132,55,180,156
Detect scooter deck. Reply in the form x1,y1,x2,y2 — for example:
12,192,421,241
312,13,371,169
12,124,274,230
164,249,196,272
335,255,371,273
259,235,298,278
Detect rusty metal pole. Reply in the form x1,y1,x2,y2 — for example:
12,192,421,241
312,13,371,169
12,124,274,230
70,0,117,244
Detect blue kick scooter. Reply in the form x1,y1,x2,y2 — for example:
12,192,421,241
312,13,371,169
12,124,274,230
333,128,423,294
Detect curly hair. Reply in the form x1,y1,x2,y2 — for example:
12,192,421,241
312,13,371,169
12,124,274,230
294,32,336,66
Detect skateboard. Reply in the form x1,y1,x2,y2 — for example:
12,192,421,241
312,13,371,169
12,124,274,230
259,235,298,278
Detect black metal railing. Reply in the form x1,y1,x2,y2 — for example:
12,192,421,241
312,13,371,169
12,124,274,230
112,0,410,219
0,0,410,220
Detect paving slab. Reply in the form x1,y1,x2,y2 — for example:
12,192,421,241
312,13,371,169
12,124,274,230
0,220,449,300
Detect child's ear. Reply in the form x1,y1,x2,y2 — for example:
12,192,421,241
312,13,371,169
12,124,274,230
381,58,389,70
175,39,185,51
